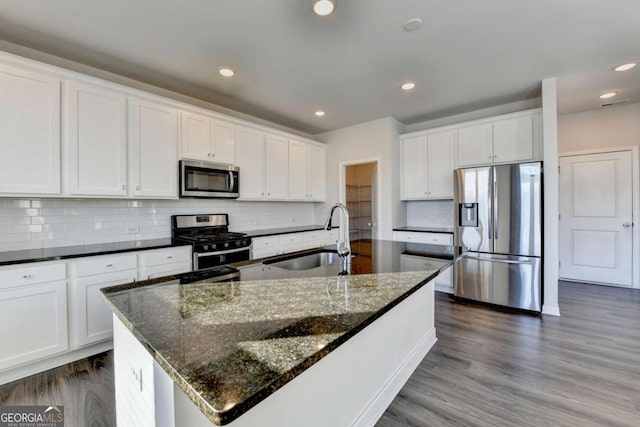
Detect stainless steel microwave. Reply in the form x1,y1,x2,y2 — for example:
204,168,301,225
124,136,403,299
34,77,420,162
179,160,239,199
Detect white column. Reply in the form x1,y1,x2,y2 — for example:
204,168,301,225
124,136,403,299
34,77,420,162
542,78,560,316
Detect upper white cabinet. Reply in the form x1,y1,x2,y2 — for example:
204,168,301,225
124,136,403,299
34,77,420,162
265,134,289,200
0,63,61,195
400,130,455,200
237,127,267,199
289,139,326,202
457,123,493,168
180,111,236,164
128,98,179,199
64,81,128,196
456,112,540,168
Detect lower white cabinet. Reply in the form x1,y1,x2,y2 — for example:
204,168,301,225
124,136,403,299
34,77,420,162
392,231,453,246
400,254,453,293
138,246,192,280
0,262,68,371
251,229,339,259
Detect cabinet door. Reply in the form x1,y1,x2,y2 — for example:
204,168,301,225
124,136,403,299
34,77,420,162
0,63,61,195
457,123,493,167
138,262,191,280
265,134,289,200
212,119,236,164
492,115,533,163
307,144,326,201
426,131,455,199
237,127,266,199
70,270,136,348
180,111,211,161
0,281,68,370
65,81,127,196
288,140,308,200
129,98,179,198
400,136,428,199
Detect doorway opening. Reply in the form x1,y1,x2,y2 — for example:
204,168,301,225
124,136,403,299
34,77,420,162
344,161,378,270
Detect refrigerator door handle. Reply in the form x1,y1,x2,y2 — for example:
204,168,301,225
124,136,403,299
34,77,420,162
463,255,532,266
493,179,499,240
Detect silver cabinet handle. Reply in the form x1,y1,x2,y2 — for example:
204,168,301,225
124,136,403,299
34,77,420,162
623,223,633,228
23,274,32,279
121,184,126,190
207,153,211,157
211,153,215,158
136,185,140,191
268,192,271,196
106,264,113,267
166,255,173,259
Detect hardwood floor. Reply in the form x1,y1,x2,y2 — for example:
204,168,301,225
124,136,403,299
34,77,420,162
378,281,640,427
1,281,639,427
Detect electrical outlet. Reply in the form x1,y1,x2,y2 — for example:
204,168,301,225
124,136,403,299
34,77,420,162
125,226,140,234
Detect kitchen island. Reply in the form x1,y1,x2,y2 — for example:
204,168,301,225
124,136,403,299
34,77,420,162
101,240,455,426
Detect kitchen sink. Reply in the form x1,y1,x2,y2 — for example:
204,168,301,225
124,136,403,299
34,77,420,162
264,250,356,271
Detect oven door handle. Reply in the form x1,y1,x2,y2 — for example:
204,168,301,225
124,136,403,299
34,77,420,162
196,246,251,257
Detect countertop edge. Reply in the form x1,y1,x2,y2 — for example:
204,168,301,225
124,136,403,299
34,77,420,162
393,227,454,234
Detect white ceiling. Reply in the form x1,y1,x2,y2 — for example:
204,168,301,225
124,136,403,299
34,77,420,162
0,0,638,134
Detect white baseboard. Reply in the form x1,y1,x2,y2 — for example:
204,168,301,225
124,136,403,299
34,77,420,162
352,328,437,427
0,340,112,385
542,304,561,316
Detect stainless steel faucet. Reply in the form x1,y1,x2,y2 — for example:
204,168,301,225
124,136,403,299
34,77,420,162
324,203,351,270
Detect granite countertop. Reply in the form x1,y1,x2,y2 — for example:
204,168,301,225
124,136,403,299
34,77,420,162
242,225,334,238
393,226,455,234
0,238,189,267
101,239,455,425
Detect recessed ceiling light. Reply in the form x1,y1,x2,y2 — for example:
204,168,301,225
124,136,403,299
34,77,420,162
401,82,416,91
614,63,636,72
218,67,235,77
312,0,335,16
403,18,423,32
315,110,326,117
599,92,617,99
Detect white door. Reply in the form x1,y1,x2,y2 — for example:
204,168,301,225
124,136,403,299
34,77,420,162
129,98,179,198
457,123,493,167
265,134,289,199
400,136,427,199
426,131,455,199
65,81,127,196
180,111,211,161
0,63,61,195
492,116,533,163
237,127,266,199
307,144,326,201
559,151,633,286
288,140,308,200
212,119,236,164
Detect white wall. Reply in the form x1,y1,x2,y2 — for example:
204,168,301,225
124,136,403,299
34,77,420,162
558,102,640,153
0,199,315,252
315,117,405,240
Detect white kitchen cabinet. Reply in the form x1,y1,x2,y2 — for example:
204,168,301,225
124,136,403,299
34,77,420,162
400,131,454,200
237,126,267,199
64,80,128,196
137,246,192,280
393,231,453,246
128,98,179,199
0,262,68,371
288,139,326,202
0,63,61,195
457,123,493,168
180,111,236,164
251,229,339,260
251,235,281,259
492,115,534,163
265,134,289,200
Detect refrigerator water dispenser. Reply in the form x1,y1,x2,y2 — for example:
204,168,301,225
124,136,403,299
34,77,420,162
459,203,478,227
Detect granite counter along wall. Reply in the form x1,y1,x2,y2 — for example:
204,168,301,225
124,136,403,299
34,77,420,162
405,200,454,228
0,199,315,252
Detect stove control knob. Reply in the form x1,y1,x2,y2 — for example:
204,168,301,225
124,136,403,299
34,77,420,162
212,244,217,250
236,240,241,247
203,244,209,250
224,242,229,248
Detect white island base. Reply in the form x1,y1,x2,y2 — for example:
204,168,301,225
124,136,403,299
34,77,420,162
113,281,436,427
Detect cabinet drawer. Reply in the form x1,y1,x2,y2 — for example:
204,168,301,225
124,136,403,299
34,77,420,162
138,246,191,267
252,237,279,250
0,262,66,289
69,254,137,278
393,231,453,246
278,233,303,246
138,261,191,281
303,230,324,242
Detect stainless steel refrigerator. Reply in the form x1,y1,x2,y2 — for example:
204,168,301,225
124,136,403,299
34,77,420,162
454,162,542,312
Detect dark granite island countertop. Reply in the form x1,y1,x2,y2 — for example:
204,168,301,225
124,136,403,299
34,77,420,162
102,240,455,426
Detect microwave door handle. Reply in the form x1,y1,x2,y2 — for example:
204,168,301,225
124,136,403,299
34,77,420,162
229,171,235,192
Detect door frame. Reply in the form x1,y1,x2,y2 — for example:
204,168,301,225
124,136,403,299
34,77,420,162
338,158,382,240
558,146,640,288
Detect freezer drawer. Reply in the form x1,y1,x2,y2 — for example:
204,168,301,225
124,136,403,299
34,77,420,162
454,252,541,312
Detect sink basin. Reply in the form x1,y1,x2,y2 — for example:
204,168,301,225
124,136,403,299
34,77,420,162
264,250,354,271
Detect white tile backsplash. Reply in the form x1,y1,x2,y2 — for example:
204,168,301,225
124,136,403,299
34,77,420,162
0,198,316,252
406,200,454,228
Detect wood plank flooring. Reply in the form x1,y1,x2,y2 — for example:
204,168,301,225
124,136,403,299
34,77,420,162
1,281,639,427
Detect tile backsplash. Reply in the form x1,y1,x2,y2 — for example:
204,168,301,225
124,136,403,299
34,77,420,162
406,200,454,228
0,198,316,252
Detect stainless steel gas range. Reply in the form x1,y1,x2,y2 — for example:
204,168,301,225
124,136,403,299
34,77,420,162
171,214,252,270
